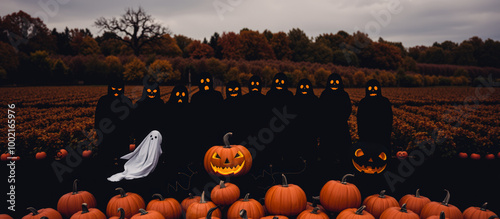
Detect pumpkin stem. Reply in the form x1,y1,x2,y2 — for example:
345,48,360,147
400,203,408,213
355,205,367,215
116,187,127,198
40,217,48,219
311,207,320,214
243,193,250,201
139,209,148,215
188,193,194,199
223,132,233,148
272,217,279,219
480,202,488,211
27,207,39,216
415,189,420,198
219,180,226,188
379,190,386,198
311,196,320,207
200,191,207,203
341,174,355,185
441,189,450,206
72,179,79,195
81,203,89,214
152,193,165,201
206,206,219,219
281,174,289,187
439,211,445,219
117,208,125,219
239,209,248,219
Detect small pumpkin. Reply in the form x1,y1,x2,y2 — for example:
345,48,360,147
264,174,307,217
380,203,419,219
204,132,253,177
362,190,399,219
426,211,449,219
458,153,468,159
211,180,241,206
109,208,127,219
228,193,265,219
419,189,463,219
296,208,329,219
485,154,495,160
306,196,326,213
199,206,220,219
36,152,47,160
82,150,92,158
260,216,288,219
22,207,63,219
399,189,431,215
70,203,107,219
56,149,68,159
130,144,136,151
0,214,13,219
106,187,146,218
182,193,202,213
337,205,375,219
186,191,221,219
57,179,97,218
463,202,496,219
470,153,481,160
146,194,182,219
131,209,165,219
319,173,361,213
396,150,408,159
1,153,11,161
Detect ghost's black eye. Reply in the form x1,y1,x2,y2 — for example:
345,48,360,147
155,136,157,139
150,135,152,137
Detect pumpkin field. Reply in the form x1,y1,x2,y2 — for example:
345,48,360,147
0,85,499,219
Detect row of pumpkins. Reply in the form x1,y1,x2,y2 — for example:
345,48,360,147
3,174,498,219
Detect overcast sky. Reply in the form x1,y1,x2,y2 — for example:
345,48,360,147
2,0,499,47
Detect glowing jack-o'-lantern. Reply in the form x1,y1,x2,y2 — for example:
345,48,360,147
352,142,388,174
327,73,343,91
204,132,252,176
226,81,242,98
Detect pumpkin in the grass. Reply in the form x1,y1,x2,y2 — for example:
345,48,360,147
306,196,325,212
426,211,449,219
296,207,329,219
131,209,165,219
182,193,202,212
260,216,288,219
57,179,97,218
352,142,388,174
109,208,127,219
204,132,252,177
363,190,399,218
22,207,63,219
319,173,361,213
146,194,182,219
264,174,307,217
70,203,106,219
36,151,47,160
1,153,11,161
463,202,496,219
107,187,145,218
380,203,419,219
399,189,431,215
211,180,241,206
420,190,463,219
186,191,221,219
0,214,13,219
337,206,375,219
199,207,220,219
396,150,408,159
228,193,265,219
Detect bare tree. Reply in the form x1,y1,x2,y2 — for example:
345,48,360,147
94,7,171,55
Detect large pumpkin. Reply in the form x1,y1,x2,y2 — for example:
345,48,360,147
186,191,221,219
463,202,497,219
109,208,127,219
265,174,307,217
70,203,107,219
0,214,13,219
420,190,463,219
107,187,146,218
319,173,361,213
211,180,241,206
182,193,202,213
337,206,375,219
204,132,252,177
399,189,431,215
131,209,165,219
57,179,97,218
228,193,265,219
380,203,419,219
296,208,329,219
22,207,63,219
146,194,182,219
363,190,399,218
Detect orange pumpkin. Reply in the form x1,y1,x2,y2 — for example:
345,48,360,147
426,211,449,219
57,179,97,218
146,194,182,219
204,132,252,177
109,208,127,219
182,193,202,213
399,189,431,215
420,190,463,219
130,209,165,219
265,174,307,217
463,202,496,219
35,152,47,160
337,206,375,219
306,196,326,213
199,206,220,219
186,191,221,219
228,193,265,219
0,214,13,219
296,208,329,219
1,153,11,161
22,207,63,219
319,173,361,213
70,203,107,219
363,190,399,218
106,188,145,218
211,180,241,206
380,203,419,219
260,216,288,219
82,150,92,158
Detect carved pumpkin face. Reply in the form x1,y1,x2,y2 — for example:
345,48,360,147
169,85,188,104
108,81,124,97
366,79,382,97
272,73,288,90
396,150,408,159
352,142,388,174
204,133,252,177
297,79,313,96
327,73,343,91
226,81,242,99
199,73,213,91
249,75,262,93
143,84,160,99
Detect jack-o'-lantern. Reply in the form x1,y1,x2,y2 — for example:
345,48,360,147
396,150,408,159
327,73,343,91
226,81,242,99
169,85,188,104
204,132,252,177
296,79,313,96
199,73,214,91
352,142,388,174
248,76,262,93
365,79,381,97
272,73,288,91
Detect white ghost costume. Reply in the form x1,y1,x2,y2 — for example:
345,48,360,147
107,130,163,182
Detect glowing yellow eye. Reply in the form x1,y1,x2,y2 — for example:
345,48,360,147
251,82,255,85
306,85,310,89
176,92,180,96
300,85,304,89
228,88,233,92
336,80,339,84
117,88,122,91
374,86,378,91
330,80,334,84
212,152,221,159
234,151,243,158
379,152,387,160
256,82,259,85
147,89,151,92
153,89,157,93
112,87,116,90
275,79,279,83
281,80,285,84
206,78,210,83
355,149,364,157
182,92,185,97
368,86,372,91
201,79,204,83
235,87,239,91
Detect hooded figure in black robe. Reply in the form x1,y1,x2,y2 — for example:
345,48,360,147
223,80,245,142
241,76,267,139
132,82,164,142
